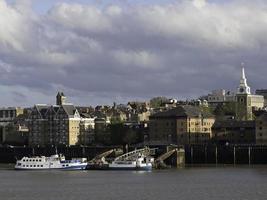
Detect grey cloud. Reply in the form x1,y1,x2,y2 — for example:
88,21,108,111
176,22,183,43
0,0,267,106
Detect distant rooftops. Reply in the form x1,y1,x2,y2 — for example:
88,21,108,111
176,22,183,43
150,105,214,119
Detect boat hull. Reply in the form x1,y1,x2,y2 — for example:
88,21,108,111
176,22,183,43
108,163,152,171
86,163,109,170
108,166,152,171
15,164,87,171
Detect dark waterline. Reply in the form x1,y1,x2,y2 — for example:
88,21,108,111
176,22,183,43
1,166,267,200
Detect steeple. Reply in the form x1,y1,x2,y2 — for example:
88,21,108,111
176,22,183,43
237,63,250,95
242,66,246,79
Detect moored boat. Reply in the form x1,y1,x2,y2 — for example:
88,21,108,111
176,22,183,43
109,153,154,171
15,154,87,170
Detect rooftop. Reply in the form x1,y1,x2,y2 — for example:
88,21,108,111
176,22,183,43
150,105,214,119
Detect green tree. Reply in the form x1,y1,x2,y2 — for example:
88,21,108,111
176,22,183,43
213,102,236,118
150,96,168,108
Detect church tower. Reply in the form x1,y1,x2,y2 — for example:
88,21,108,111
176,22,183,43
56,92,66,106
236,66,252,120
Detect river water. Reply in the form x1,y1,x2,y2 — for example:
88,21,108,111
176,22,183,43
1,166,267,200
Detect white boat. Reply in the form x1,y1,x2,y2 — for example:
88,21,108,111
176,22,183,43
15,154,87,170
109,153,154,171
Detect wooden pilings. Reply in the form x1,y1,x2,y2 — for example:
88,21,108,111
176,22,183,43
185,144,267,165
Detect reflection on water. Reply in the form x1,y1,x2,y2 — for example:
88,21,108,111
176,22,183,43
1,166,267,200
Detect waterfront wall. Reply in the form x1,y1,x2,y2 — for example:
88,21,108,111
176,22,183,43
184,145,267,165
1,144,267,165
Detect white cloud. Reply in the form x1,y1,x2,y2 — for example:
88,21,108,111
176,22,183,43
193,0,206,8
48,3,112,32
0,60,12,73
112,50,160,68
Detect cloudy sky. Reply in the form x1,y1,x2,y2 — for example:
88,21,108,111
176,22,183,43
0,0,267,107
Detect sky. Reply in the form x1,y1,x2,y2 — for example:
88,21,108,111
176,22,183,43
0,0,267,107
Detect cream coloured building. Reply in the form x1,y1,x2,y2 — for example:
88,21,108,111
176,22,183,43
149,105,215,145
79,115,96,145
28,93,82,146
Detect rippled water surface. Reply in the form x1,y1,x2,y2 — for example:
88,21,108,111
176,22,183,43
1,166,267,200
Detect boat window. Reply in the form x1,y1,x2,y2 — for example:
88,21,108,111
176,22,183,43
29,160,31,162
41,165,43,167
26,160,28,162
22,160,25,162
37,165,39,167
39,159,41,162
26,165,28,167
30,165,32,167
66,164,69,167
34,165,36,167
18,163,21,166
62,165,65,167
23,165,25,167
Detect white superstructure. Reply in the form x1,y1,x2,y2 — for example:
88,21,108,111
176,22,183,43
15,154,87,170
109,148,154,170
109,154,153,170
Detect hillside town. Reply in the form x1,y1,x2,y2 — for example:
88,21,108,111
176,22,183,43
1,67,267,148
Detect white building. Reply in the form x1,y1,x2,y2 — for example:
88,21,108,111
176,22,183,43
207,89,235,106
207,66,264,113
80,116,96,145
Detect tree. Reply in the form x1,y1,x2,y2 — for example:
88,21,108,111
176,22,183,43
213,102,236,118
110,117,122,125
150,96,168,108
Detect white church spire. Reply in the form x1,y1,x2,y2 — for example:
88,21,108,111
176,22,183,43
237,63,251,94
242,66,246,79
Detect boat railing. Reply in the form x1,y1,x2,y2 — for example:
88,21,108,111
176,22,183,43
114,147,156,161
